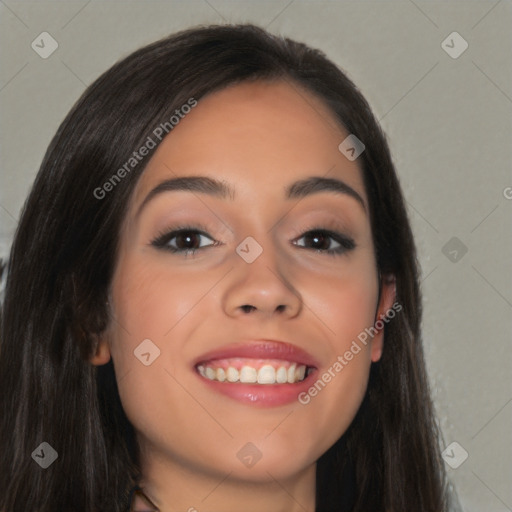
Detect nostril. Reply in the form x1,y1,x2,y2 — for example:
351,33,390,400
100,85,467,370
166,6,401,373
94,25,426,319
241,305,255,313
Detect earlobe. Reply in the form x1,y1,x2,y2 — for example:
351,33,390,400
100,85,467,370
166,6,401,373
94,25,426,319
89,335,112,365
371,273,397,363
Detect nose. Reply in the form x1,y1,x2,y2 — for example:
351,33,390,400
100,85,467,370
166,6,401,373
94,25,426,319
221,238,303,320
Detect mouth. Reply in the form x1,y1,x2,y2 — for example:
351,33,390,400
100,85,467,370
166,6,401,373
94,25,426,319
196,358,315,384
193,340,319,407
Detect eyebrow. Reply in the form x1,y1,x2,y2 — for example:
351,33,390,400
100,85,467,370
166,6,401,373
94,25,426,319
136,175,366,217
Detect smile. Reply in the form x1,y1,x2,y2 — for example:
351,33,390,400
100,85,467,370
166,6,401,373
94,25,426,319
192,339,320,406
196,358,314,384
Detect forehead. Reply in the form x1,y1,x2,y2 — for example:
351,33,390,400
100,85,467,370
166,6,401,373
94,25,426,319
130,79,367,208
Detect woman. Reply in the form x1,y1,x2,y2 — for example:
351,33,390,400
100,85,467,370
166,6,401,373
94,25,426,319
0,24,455,511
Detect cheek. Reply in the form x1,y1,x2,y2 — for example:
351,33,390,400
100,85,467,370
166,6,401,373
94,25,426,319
295,254,378,433
105,254,178,406
109,251,202,348
304,250,378,347
106,256,193,454
106,252,224,438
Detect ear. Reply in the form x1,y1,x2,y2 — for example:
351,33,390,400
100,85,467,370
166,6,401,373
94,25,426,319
370,273,397,363
89,334,112,365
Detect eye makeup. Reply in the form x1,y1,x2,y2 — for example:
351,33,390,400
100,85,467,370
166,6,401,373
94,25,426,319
149,221,355,258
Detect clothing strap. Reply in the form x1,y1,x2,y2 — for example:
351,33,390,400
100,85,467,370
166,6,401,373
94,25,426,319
128,485,160,512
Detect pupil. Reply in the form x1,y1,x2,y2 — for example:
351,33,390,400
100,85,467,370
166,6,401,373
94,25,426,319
177,233,198,249
307,232,327,250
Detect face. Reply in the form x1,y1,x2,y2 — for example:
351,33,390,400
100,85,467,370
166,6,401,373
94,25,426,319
92,80,395,486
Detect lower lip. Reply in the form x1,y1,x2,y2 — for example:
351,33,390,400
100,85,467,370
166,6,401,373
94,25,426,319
195,369,318,407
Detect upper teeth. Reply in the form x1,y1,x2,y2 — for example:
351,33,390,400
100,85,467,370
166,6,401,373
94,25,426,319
197,361,308,384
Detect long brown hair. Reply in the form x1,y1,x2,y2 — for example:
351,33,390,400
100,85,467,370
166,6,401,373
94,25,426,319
0,24,449,511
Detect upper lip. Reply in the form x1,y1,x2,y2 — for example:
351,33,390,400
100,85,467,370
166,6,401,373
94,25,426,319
193,339,320,368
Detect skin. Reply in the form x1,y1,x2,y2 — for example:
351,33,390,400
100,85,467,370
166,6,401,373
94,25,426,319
91,80,395,512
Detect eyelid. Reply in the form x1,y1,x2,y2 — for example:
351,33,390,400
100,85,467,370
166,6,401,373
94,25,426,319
289,219,353,241
150,217,357,255
291,225,355,253
150,222,218,249
150,221,355,258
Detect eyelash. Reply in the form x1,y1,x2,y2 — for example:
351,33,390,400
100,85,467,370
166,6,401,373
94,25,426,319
150,223,356,257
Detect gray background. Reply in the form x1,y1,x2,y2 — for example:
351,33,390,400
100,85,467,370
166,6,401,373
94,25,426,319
1,1,511,510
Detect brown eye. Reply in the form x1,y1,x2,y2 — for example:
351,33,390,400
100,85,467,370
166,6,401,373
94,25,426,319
293,229,355,256
151,227,217,255
173,231,203,251
302,231,331,251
